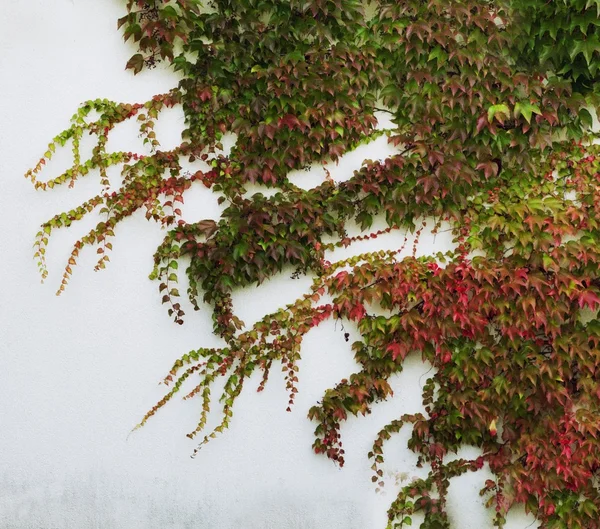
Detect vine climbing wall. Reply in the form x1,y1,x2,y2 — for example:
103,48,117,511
3,1,600,528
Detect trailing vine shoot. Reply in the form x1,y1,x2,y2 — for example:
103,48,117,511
26,1,600,527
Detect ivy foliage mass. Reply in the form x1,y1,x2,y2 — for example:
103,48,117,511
26,0,600,527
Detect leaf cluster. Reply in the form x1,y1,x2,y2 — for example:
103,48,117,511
25,1,600,527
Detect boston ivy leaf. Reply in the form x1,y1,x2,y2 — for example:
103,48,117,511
125,53,145,75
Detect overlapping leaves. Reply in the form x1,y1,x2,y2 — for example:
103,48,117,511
26,1,600,527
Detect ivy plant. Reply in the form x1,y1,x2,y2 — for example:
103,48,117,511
26,1,600,527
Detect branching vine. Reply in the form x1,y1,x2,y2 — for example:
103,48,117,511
26,0,600,527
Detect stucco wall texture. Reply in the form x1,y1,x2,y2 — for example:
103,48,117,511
0,2,536,528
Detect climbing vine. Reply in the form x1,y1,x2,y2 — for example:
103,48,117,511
26,0,600,527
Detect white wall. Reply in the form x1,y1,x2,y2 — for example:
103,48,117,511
0,2,537,528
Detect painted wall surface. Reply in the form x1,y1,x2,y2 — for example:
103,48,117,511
0,2,537,528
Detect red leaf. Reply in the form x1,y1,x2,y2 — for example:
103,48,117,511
579,290,600,309
197,219,217,237
386,342,407,361
476,114,488,134
279,114,300,130
349,303,366,322
334,271,348,289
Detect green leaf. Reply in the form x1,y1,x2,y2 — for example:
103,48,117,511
428,46,448,66
542,254,555,270
579,107,594,128
514,102,541,124
233,241,249,260
160,5,178,19
487,104,510,123
586,0,600,17
569,35,600,66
